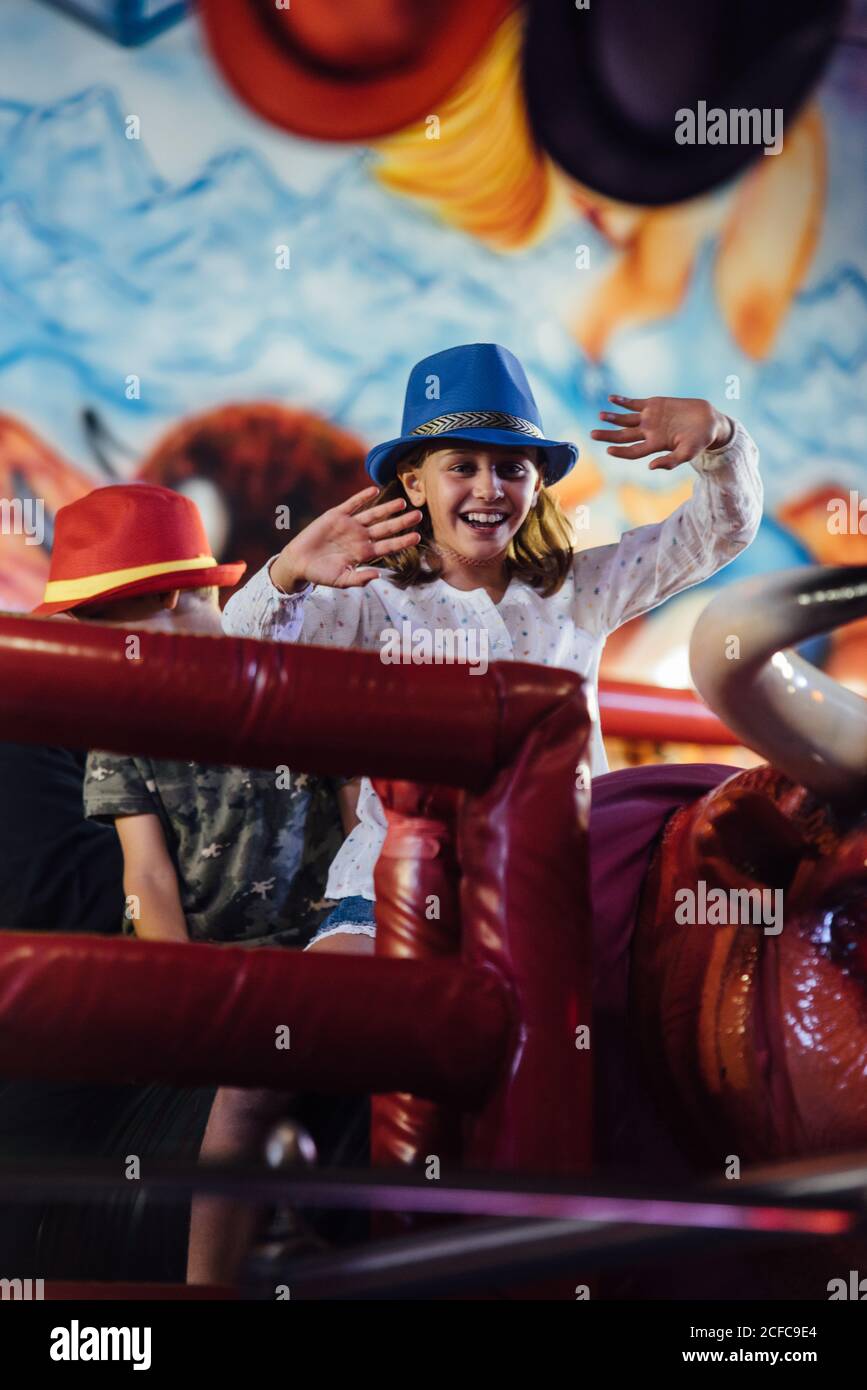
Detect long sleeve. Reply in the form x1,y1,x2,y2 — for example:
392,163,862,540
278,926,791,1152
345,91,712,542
221,559,314,642
222,557,389,650
580,419,762,637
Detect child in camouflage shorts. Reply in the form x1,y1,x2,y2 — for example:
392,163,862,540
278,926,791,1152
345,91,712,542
36,482,363,1286
84,749,346,949
33,481,351,949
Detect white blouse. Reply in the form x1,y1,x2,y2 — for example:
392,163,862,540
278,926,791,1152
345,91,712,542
223,421,762,901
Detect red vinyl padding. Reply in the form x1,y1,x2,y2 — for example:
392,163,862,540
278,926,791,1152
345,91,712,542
0,615,593,1179
0,932,510,1101
371,783,464,1213
460,688,593,1174
369,680,594,1189
0,617,571,787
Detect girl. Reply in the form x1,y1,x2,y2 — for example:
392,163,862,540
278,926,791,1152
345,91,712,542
222,341,763,953
189,342,762,1285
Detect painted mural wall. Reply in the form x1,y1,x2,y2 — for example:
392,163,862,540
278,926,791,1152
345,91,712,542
1,1,865,713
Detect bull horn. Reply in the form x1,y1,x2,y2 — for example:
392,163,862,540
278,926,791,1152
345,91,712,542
689,566,867,807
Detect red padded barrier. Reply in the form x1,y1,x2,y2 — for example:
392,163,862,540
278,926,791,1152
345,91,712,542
599,678,740,744
370,783,464,1235
371,782,464,1173
461,685,593,1176
0,933,509,1101
367,672,593,1182
0,617,566,788
0,616,593,1184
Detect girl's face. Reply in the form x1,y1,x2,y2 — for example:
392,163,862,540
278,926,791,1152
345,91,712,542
399,445,542,559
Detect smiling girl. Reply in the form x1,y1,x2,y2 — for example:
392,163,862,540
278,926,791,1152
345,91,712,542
222,342,762,955
187,342,764,1286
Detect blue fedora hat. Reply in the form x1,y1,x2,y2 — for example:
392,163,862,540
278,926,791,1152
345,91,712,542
365,343,578,486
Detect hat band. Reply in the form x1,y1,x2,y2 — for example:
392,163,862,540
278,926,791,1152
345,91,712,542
43,555,217,604
411,410,545,440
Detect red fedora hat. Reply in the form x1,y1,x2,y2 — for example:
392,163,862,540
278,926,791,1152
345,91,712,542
32,484,247,618
198,0,513,142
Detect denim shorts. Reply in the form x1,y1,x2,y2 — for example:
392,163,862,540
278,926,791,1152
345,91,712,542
306,895,376,948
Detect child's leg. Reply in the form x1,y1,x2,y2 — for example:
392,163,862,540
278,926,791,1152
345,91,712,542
186,1085,291,1286
189,906,376,1283
306,930,374,955
304,895,377,956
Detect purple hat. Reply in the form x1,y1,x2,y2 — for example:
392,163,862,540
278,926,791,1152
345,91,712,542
522,0,844,206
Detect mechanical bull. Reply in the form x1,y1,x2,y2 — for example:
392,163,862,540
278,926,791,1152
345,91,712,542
634,565,867,1177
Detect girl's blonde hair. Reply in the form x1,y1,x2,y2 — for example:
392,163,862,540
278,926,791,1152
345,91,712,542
366,444,576,598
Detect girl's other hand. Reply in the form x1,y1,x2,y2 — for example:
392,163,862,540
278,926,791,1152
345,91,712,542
590,396,734,470
269,487,423,592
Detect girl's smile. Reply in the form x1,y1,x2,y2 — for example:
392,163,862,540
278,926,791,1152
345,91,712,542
401,445,541,561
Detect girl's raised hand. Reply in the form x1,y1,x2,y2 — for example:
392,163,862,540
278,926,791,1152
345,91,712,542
590,395,733,470
269,486,423,593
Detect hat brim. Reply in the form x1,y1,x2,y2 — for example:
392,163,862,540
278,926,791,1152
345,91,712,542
366,429,578,486
523,2,843,206
31,561,247,618
198,0,512,142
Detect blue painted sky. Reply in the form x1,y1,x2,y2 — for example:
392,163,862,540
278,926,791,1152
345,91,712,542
0,0,864,519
